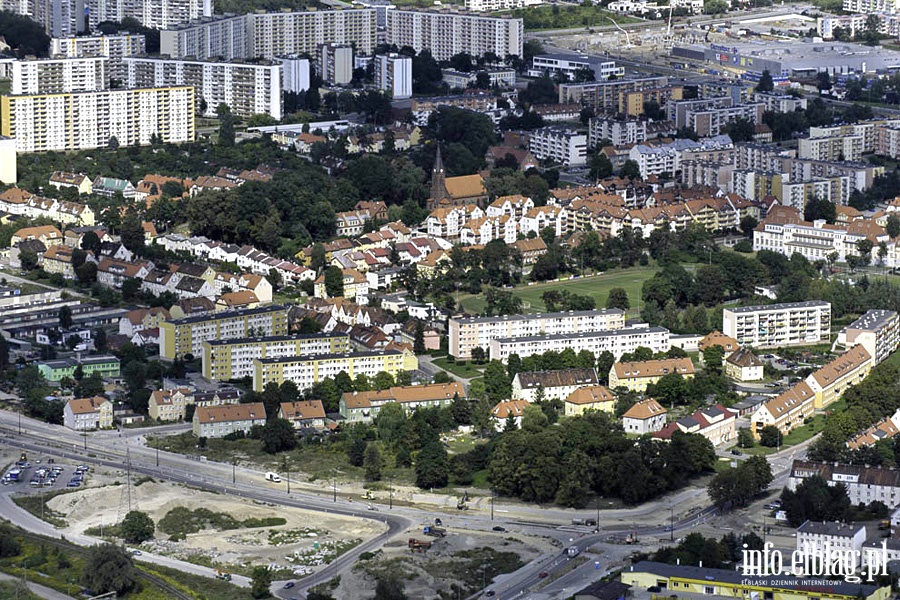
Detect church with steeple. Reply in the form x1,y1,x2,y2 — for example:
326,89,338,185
427,145,489,210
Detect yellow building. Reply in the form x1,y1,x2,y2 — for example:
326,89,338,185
563,384,615,417
159,304,289,360
621,561,889,600
609,357,694,393
750,381,815,439
805,344,872,409
148,388,192,422
201,333,350,381
0,137,15,184
251,348,418,392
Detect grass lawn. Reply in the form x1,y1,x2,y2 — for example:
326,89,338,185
505,4,643,30
458,266,659,316
432,357,483,379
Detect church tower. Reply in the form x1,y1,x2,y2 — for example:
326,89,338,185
428,145,450,210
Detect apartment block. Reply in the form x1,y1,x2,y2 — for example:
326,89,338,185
511,368,599,403
839,309,900,365
668,97,734,129
876,125,900,159
589,118,647,148
159,304,289,360
278,56,310,93
798,133,864,162
319,44,353,86
558,76,669,112
201,333,350,381
796,522,866,569
374,53,412,100
790,459,900,508
251,349,418,392
464,0,540,10
124,56,282,119
441,68,515,89
384,9,523,62
752,92,807,113
12,57,108,94
753,219,880,264
805,344,872,409
774,175,851,210
489,325,671,362
722,301,832,349
608,357,695,393
1,86,195,152
731,170,783,203
750,381,815,438
193,402,266,438
50,34,146,82
843,0,900,15
0,137,16,185
160,9,376,60
687,103,764,137
82,0,212,30
339,382,465,423
528,126,587,167
449,308,626,360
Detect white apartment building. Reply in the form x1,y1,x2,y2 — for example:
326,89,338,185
529,126,587,167
628,135,733,179
489,324,671,362
723,301,832,349
589,118,647,148
201,333,350,381
510,368,599,403
51,34,146,82
752,92,808,113
12,56,108,94
278,56,311,93
251,349,414,392
685,103,765,138
843,0,900,14
374,53,412,99
753,219,882,263
775,176,851,210
82,0,212,30
838,309,900,365
449,308,626,360
789,460,900,508
464,0,541,11
384,9,523,62
796,521,867,569
0,137,15,185
319,44,353,86
798,134,864,162
160,9,377,60
124,56,282,119
529,53,624,81
442,68,516,89
0,86,195,152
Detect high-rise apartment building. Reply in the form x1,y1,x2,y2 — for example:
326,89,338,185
374,53,412,99
1,86,195,152
384,9,523,61
318,43,353,86
278,56,311,93
11,57,108,95
50,34,146,82
722,301,832,348
124,56,282,119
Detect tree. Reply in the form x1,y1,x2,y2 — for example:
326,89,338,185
250,566,273,599
324,266,344,297
740,216,759,237
413,321,426,354
415,439,449,489
93,328,108,353
216,103,236,147
737,428,755,449
606,287,630,310
120,510,155,543
702,345,726,374
374,575,408,600
588,152,613,180
120,210,145,254
887,214,900,239
81,231,102,255
82,544,135,596
724,117,755,143
803,196,836,223
364,442,384,482
261,419,297,454
756,69,774,92
19,250,38,272
484,360,511,401
620,159,642,180
58,305,73,330
759,425,782,447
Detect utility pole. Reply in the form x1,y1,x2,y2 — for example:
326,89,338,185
388,476,393,510
283,455,290,495
156,445,159,467
491,489,494,521
333,469,337,502
17,410,21,435
670,506,674,542
232,456,236,484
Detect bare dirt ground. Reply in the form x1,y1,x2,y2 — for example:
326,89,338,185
43,470,386,574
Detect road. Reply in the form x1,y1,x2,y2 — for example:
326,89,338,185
0,409,815,600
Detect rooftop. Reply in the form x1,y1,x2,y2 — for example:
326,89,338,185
451,308,624,325
725,300,830,314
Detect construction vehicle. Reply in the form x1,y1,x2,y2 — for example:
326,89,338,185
215,571,232,581
457,498,468,510
625,532,638,544
423,526,446,537
363,490,375,500
408,538,433,552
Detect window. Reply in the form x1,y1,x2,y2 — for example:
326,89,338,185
704,587,715,595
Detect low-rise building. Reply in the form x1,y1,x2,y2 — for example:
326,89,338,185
724,347,764,382
622,398,667,435
510,368,599,403
795,520,867,568
653,404,736,446
847,409,900,450
278,400,326,430
490,399,529,431
339,382,465,423
789,459,900,507
37,355,121,382
750,381,815,439
64,396,113,430
564,384,615,416
805,345,872,409
192,402,267,438
608,357,694,393
148,388,192,422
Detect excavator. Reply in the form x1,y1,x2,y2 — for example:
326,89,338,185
457,491,469,510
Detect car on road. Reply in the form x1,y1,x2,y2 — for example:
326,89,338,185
66,481,80,487
131,550,142,556
539,572,549,579
731,449,741,455
485,592,495,597
283,582,295,589
648,586,662,592
492,526,506,532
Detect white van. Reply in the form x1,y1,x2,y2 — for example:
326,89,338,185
265,472,282,483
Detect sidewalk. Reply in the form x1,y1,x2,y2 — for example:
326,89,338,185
0,571,75,600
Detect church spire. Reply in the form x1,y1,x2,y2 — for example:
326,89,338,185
429,144,449,209
433,144,444,177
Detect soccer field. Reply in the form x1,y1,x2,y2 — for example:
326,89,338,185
459,266,659,315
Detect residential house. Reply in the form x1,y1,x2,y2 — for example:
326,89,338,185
216,291,260,312
653,404,736,446
724,347,764,382
118,307,171,337
796,521,866,569
339,382,466,423
63,396,113,430
279,400,327,430
40,245,78,279
804,345,872,409
608,357,695,393
192,402,267,438
622,398,668,434
511,237,548,266
750,381,815,438
564,384,615,416
92,177,136,199
848,410,900,450
490,399,529,431
698,330,740,356
11,225,63,246
49,172,92,194
148,388,192,422
511,368,599,403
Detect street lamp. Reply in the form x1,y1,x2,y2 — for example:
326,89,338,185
670,506,675,542
388,476,393,510
232,455,236,484
333,469,337,503
282,455,291,495
156,445,159,467
491,489,494,521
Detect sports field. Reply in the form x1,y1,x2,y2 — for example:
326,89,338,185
459,266,659,315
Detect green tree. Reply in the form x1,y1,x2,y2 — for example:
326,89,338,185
261,419,297,454
756,69,774,92
250,566,272,598
887,214,900,239
19,250,38,271
803,196,836,223
589,152,613,180
82,544,135,596
324,266,344,297
415,440,449,489
374,575,408,600
80,231,102,255
737,428,755,449
702,345,726,374
217,103,236,147
620,159,642,180
120,210,146,254
740,215,759,237
413,321,426,355
376,402,408,448
759,425,782,447
58,305,73,330
364,442,384,482
120,510,155,543
483,360,512,401
606,287,630,310
93,328,108,352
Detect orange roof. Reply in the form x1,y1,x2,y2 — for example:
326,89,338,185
491,399,529,419
14,225,63,241
68,396,109,414
195,402,266,424
280,400,326,420
0,188,34,204
762,381,814,419
218,290,259,306
445,174,486,199
698,331,739,353
565,385,614,405
342,383,465,408
613,357,694,380
809,345,871,388
623,398,667,420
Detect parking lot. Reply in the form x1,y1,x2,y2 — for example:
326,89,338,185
2,458,90,491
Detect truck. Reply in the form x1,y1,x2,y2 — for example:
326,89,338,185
408,538,433,552
572,518,597,527
423,526,446,538
566,546,581,558
265,472,282,483
215,571,232,581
